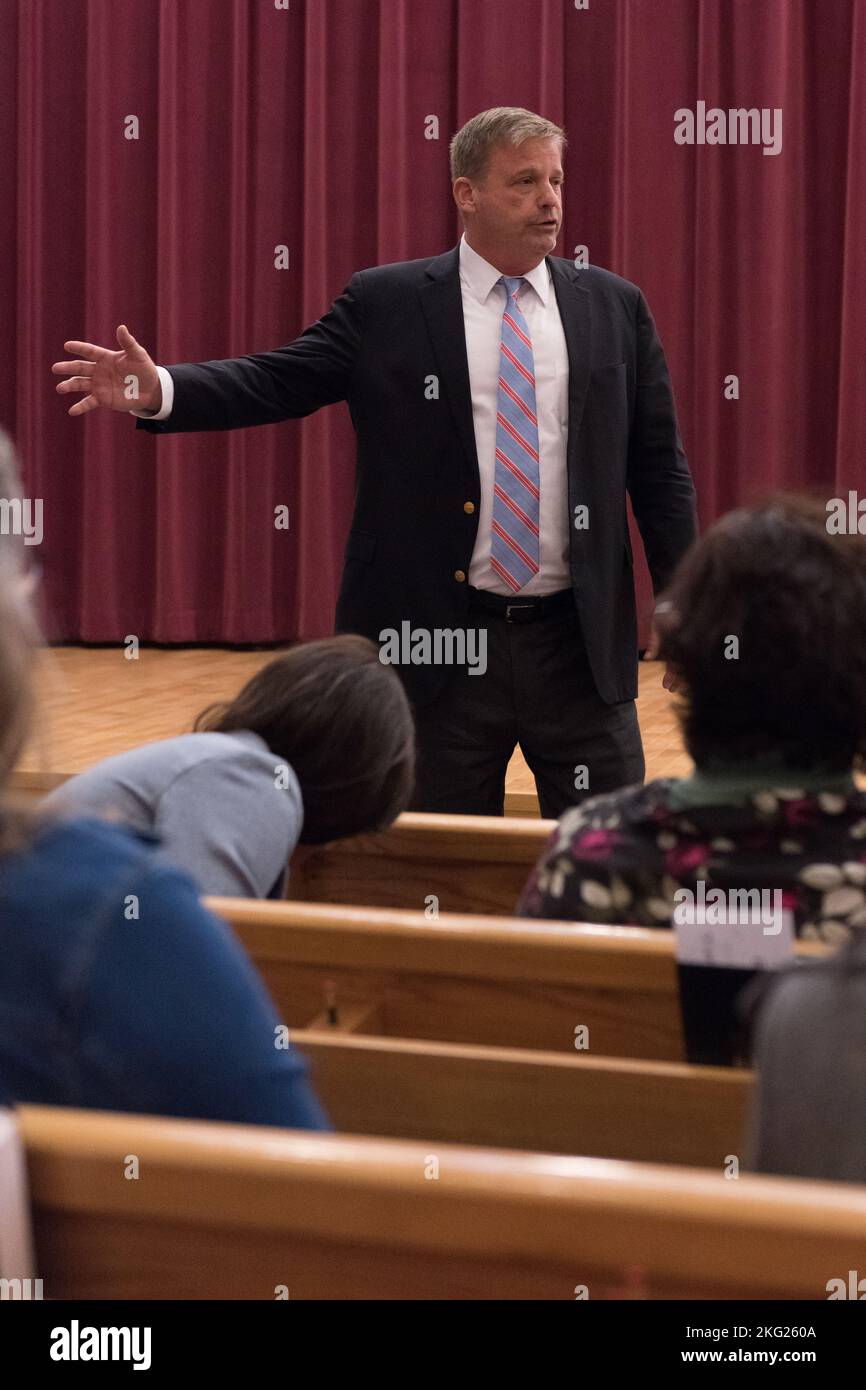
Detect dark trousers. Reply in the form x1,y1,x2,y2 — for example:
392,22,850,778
409,589,645,819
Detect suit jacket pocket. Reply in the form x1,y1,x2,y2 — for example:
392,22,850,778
345,528,377,564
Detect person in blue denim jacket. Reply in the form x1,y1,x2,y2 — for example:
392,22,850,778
0,427,326,1130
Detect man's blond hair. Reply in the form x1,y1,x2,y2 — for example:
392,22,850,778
450,107,566,184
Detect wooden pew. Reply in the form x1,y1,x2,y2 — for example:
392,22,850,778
20,1106,866,1299
296,1030,750,1167
212,896,684,1058
287,811,554,915
208,898,831,1062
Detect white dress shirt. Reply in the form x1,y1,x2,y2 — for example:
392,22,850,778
133,363,175,421
458,234,570,594
133,232,572,595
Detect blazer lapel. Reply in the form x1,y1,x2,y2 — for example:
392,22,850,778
418,246,480,492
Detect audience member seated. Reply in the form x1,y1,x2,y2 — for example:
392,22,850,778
44,634,415,897
0,428,327,1130
747,932,866,1183
518,496,866,944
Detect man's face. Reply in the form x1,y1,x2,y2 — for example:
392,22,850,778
456,136,564,273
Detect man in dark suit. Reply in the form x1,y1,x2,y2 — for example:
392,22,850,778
53,106,696,817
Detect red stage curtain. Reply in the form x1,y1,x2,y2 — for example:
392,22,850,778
2,0,864,644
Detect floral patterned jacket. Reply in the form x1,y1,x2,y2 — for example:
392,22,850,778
516,775,866,945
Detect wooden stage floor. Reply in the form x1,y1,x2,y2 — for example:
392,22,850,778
16,646,694,816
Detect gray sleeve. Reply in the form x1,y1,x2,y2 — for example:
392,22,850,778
41,769,148,830
153,754,303,898
747,964,866,1184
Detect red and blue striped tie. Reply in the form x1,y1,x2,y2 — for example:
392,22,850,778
491,275,540,591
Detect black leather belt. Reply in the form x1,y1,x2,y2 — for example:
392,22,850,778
467,586,574,624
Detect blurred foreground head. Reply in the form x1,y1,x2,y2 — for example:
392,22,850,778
0,428,39,827
654,495,866,773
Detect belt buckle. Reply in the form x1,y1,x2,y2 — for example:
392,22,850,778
505,602,535,624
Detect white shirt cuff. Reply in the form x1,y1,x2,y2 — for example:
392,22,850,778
130,365,174,420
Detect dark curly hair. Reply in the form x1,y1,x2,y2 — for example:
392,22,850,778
654,494,866,773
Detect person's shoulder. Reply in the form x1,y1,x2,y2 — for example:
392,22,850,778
170,729,294,785
163,731,302,825
52,732,223,787
548,256,642,305
145,729,274,785
353,247,458,291
168,728,260,766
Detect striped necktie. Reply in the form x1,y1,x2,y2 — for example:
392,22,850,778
490,275,540,591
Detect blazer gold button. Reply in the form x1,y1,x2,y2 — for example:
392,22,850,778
454,570,466,583
463,501,475,514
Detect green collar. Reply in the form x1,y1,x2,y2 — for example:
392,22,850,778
667,759,856,810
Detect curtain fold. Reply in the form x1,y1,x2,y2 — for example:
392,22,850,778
3,0,863,645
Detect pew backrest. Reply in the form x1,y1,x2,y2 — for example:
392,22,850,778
211,897,687,1058
20,1106,866,1300
296,1030,752,1167
209,898,830,1062
287,811,554,915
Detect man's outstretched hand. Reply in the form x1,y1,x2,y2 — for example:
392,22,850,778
52,325,161,416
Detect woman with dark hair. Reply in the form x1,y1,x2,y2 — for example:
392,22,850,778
0,427,326,1128
45,634,415,897
518,495,866,943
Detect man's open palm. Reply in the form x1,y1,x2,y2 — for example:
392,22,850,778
52,325,161,416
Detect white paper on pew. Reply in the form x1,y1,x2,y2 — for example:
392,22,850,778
0,1109,36,1286
674,907,796,969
